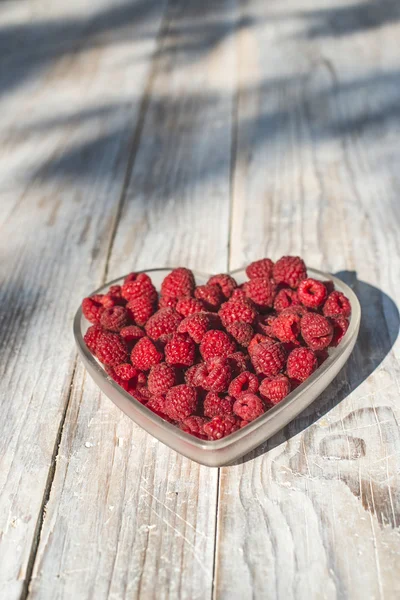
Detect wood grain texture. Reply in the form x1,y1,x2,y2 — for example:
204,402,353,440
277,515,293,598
0,0,167,598
216,0,400,598
28,0,239,598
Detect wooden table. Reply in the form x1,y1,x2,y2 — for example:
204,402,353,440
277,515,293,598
2,0,400,598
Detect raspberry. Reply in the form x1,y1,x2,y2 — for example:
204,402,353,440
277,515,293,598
120,325,146,344
178,312,221,344
175,297,206,317
147,363,177,395
330,316,349,345
255,314,277,336
165,385,198,421
105,365,130,391
323,291,351,318
227,352,251,376
84,325,103,353
243,277,276,310
121,273,157,302
200,330,236,362
129,385,152,404
203,415,240,440
184,363,203,387
248,334,274,356
233,393,265,421
114,363,139,381
100,306,130,331
259,374,291,405
273,256,307,288
180,416,207,439
273,288,300,312
219,298,257,328
96,331,129,367
271,313,301,345
246,258,274,280
207,274,237,299
82,295,105,324
145,308,183,342
298,278,327,308
226,322,254,347
159,296,178,309
240,420,251,429
286,347,317,382
203,392,234,418
146,395,172,420
161,268,195,299
250,342,286,376
194,284,224,311
228,371,259,399
301,313,333,350
165,333,196,367
131,337,163,371
196,358,232,393
124,272,139,283
101,285,125,308
126,295,156,326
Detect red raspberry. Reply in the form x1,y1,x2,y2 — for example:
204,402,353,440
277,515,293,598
84,325,103,353
248,334,274,356
273,288,300,312
240,420,251,429
82,295,105,324
246,258,274,280
96,331,129,367
243,277,276,310
227,352,251,376
124,272,139,283
204,415,240,440
161,268,195,299
280,305,307,317
145,308,183,342
273,256,307,288
126,295,156,326
286,347,318,382
147,363,177,395
194,284,224,311
175,297,206,317
196,358,232,393
180,416,207,439
165,333,196,367
101,285,126,308
301,313,333,350
219,298,257,328
203,392,234,418
114,363,139,381
131,337,163,371
250,342,286,376
105,365,130,391
207,274,237,299
226,322,254,347
178,312,221,344
159,296,178,309
100,306,130,331
146,395,172,420
200,330,236,362
228,371,259,399
120,325,146,344
184,363,203,387
271,313,301,345
165,385,198,421
121,273,157,302
233,393,265,422
259,374,291,405
330,316,349,346
298,278,327,308
323,291,351,318
255,313,277,336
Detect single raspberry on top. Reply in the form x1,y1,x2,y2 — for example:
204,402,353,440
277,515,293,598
178,312,221,344
300,312,333,350
203,415,240,440
228,371,259,399
286,347,317,382
147,363,177,395
180,416,207,439
84,325,103,354
226,322,254,347
207,274,237,299
273,256,307,288
273,288,299,312
243,277,276,310
119,325,146,344
114,363,139,381
126,295,156,326
246,258,274,280
100,306,130,331
248,333,275,356
323,291,351,318
194,284,224,311
165,333,196,368
82,295,105,324
297,278,327,309
271,312,301,345
145,308,183,342
175,297,206,317
165,384,198,421
161,268,195,299
259,374,291,405
131,337,163,371
200,330,236,362
121,273,157,302
233,393,265,422
96,331,129,367
219,298,257,327
203,392,234,418
250,342,286,376
196,358,232,393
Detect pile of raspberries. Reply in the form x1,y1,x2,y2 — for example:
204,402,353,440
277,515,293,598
82,257,351,440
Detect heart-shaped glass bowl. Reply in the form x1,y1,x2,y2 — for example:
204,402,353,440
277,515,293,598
74,268,360,467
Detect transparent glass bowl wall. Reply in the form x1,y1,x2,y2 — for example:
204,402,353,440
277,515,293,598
74,268,361,467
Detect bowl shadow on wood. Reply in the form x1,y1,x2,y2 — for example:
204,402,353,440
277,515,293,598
230,271,399,466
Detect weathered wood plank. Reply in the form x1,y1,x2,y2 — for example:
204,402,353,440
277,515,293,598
216,0,400,598
28,1,239,598
0,1,167,598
